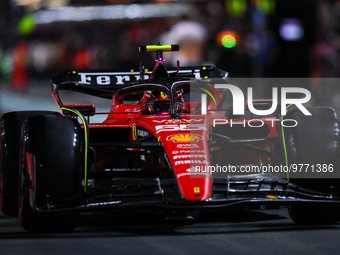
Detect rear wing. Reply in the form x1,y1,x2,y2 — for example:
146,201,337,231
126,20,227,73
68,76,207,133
51,65,228,109
51,65,228,88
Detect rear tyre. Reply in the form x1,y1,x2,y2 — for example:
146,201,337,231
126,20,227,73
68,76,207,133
0,111,60,216
284,107,340,224
19,115,82,232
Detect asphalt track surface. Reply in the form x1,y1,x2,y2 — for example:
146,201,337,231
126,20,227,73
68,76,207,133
1,208,340,255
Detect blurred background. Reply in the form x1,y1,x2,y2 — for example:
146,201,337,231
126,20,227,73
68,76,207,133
1,0,340,114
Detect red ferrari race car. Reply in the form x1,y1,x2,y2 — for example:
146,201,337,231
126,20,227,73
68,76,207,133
1,45,340,232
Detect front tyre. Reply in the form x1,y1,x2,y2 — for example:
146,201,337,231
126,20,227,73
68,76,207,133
284,107,340,224
288,205,340,225
0,111,60,216
20,115,82,232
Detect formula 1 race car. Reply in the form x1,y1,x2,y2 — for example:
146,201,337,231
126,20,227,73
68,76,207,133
1,45,340,232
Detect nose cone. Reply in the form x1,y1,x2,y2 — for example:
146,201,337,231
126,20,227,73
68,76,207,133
163,133,212,201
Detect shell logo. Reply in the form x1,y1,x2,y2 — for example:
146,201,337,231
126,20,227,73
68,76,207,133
167,134,201,143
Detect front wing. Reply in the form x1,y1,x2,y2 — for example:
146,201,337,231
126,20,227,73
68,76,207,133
29,175,340,214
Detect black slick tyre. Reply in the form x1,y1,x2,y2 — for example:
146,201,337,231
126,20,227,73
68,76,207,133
284,107,340,224
19,114,82,232
0,111,59,216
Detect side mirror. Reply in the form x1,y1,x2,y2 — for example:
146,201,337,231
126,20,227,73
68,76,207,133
62,104,96,116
